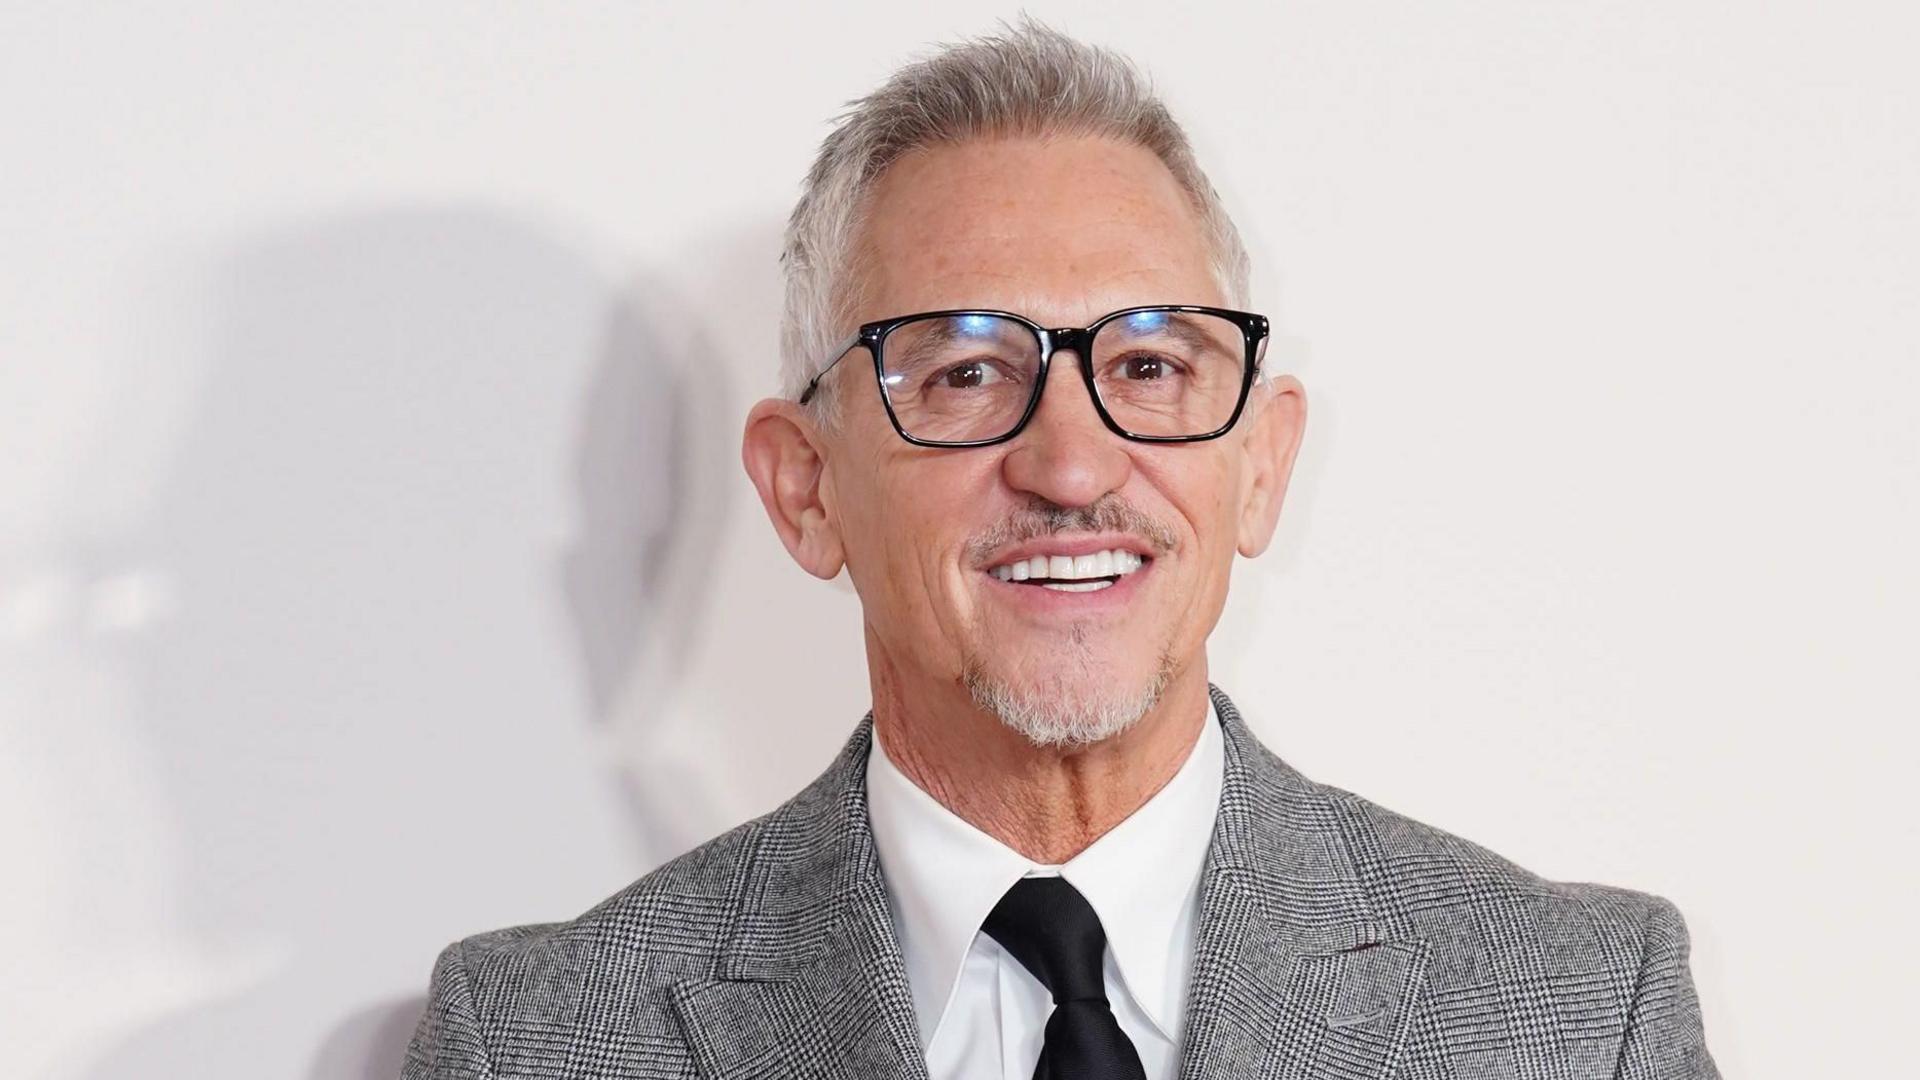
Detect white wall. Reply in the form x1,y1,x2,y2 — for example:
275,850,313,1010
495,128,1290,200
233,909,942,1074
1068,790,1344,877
4,2,1913,1076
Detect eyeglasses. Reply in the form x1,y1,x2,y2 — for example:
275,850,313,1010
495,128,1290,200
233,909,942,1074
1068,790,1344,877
798,305,1270,447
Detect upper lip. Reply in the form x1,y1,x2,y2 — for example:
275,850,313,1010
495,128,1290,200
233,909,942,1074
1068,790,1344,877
977,533,1159,571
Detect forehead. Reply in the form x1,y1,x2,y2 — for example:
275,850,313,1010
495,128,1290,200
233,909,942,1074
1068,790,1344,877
852,134,1224,325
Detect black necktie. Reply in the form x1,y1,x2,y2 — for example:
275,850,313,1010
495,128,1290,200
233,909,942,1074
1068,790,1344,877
982,876,1148,1080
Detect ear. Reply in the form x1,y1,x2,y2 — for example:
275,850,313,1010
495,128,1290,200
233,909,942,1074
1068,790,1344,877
742,398,845,579
1235,374,1308,558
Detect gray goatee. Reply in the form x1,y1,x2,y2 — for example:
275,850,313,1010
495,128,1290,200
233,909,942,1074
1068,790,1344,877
963,648,1176,748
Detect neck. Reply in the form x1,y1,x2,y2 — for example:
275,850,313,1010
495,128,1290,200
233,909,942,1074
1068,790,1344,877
867,637,1211,864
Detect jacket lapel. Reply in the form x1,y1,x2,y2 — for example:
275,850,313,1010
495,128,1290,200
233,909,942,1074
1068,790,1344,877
669,716,928,1080
1178,685,1432,1080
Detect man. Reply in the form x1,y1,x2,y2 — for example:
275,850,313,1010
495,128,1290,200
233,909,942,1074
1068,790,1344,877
404,21,1718,1079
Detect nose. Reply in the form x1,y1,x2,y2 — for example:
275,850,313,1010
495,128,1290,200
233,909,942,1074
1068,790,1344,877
1000,347,1133,507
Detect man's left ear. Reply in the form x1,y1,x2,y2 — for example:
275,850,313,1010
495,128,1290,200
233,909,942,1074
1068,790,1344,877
1236,374,1308,557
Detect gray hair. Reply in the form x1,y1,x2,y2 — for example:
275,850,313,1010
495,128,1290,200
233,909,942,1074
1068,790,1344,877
779,17,1253,420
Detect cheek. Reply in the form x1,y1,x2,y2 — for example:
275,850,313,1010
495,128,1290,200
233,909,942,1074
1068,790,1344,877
1152,451,1243,559
826,442,900,594
864,461,994,604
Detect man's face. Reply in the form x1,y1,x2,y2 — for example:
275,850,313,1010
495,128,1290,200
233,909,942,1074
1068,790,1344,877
772,135,1302,742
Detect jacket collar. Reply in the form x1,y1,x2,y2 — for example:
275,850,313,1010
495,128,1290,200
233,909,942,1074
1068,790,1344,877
668,684,1430,1080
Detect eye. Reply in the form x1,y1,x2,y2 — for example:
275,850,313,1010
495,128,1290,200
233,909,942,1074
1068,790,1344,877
1117,352,1183,381
934,360,1003,390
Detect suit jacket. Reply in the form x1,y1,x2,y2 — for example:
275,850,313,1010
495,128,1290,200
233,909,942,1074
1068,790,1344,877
403,685,1719,1079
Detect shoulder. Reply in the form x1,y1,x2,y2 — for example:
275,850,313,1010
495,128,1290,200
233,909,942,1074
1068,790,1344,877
416,812,769,1064
414,721,873,1070
1295,776,1717,1070
1313,773,1691,982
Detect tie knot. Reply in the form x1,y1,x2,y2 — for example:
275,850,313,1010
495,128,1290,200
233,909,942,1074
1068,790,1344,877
981,875,1109,1005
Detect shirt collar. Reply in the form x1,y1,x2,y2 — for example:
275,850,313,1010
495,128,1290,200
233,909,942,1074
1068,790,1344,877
865,700,1225,1048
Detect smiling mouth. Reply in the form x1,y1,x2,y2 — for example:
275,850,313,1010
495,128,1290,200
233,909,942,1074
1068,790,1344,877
985,548,1150,593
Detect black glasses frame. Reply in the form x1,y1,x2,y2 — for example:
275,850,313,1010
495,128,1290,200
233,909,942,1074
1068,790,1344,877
797,304,1270,448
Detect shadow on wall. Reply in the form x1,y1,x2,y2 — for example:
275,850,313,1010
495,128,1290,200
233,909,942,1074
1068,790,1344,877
76,207,756,1079
564,266,741,864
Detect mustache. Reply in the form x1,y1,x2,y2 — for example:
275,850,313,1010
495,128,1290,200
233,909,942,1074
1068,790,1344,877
965,495,1179,568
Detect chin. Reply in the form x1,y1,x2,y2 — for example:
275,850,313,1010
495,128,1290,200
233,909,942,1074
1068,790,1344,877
961,648,1176,749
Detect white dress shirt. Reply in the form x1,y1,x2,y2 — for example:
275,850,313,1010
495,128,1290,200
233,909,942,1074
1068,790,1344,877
865,702,1225,1080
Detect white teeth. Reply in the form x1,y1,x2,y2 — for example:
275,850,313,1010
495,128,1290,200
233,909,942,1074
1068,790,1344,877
986,547,1150,583
1041,580,1112,592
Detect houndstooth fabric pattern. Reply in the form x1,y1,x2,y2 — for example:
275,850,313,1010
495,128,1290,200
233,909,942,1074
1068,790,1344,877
402,685,1719,1079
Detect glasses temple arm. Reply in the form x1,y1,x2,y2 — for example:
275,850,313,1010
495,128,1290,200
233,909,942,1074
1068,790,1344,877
797,330,866,404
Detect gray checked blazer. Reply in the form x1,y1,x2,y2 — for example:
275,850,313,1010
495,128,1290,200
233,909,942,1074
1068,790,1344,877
403,685,1719,1079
